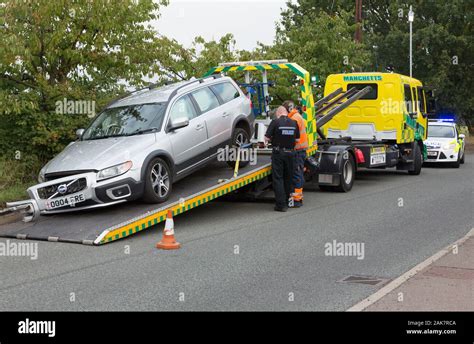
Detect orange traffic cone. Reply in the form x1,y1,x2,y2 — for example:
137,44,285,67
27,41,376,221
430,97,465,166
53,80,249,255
156,210,181,250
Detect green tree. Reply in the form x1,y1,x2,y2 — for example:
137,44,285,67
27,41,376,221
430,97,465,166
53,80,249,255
263,6,371,102
0,0,168,166
278,0,474,124
153,33,238,82
363,0,474,124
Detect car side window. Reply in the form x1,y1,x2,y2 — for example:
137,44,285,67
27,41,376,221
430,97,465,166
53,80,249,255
169,95,197,123
191,87,220,113
210,82,240,103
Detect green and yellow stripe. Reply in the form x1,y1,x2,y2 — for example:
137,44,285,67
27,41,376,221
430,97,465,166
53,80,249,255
96,165,272,244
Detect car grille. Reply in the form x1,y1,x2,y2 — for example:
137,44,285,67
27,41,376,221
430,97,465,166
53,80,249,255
44,170,96,181
37,178,87,199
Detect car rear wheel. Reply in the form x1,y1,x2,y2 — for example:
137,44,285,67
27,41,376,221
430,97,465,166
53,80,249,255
143,157,172,203
226,127,251,168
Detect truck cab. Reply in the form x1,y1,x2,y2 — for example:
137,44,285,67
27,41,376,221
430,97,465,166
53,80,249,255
323,73,428,145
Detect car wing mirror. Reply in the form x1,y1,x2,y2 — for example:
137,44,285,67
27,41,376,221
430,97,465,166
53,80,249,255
76,128,85,139
169,118,189,131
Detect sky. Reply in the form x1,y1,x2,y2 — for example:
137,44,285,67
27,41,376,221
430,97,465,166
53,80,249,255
151,0,288,51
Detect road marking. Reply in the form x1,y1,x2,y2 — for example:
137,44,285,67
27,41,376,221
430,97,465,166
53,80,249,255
347,227,474,312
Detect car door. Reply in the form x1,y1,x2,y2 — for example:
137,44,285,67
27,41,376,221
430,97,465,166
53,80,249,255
190,86,227,153
209,82,242,150
166,94,208,171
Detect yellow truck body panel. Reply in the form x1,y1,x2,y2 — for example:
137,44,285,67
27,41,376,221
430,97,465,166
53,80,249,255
323,73,428,144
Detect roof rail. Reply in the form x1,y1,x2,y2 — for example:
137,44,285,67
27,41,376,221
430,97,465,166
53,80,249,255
167,74,222,100
218,59,288,67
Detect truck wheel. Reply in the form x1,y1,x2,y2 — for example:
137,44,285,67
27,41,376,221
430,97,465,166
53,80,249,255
408,143,422,175
334,152,355,192
142,157,172,203
227,127,250,169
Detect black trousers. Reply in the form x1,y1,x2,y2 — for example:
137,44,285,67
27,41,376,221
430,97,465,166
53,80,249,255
271,149,295,209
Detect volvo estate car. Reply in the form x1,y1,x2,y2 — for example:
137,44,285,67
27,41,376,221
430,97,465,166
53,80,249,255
30,75,253,213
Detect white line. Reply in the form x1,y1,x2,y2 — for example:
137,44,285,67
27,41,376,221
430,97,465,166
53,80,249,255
347,227,474,312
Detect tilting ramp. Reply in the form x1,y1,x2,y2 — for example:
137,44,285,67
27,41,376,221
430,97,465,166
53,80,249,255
0,158,271,245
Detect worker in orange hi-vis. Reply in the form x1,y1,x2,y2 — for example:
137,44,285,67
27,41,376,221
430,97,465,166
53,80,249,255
282,100,308,207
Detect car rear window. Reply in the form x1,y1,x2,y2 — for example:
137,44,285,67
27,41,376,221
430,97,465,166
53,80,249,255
210,82,240,103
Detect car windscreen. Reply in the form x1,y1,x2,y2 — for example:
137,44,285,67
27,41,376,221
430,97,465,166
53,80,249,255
82,103,166,140
428,125,455,138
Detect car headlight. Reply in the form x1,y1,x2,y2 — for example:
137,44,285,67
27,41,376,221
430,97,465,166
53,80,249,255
38,170,46,183
97,161,133,181
442,142,456,150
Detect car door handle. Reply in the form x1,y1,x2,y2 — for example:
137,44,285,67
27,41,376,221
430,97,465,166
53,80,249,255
222,112,230,117
195,123,204,130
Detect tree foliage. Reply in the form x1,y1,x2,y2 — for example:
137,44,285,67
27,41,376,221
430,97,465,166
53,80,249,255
276,0,474,123
0,0,472,183
0,0,168,163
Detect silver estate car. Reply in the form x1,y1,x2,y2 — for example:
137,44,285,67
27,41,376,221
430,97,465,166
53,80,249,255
31,75,253,213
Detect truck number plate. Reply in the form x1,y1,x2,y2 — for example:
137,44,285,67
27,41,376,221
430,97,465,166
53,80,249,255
427,151,437,156
46,193,86,209
318,174,333,184
370,147,386,166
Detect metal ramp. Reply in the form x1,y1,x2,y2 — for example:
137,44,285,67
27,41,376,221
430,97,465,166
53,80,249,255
0,157,271,245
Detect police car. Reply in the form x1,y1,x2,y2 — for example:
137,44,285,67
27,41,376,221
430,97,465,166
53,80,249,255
424,120,466,167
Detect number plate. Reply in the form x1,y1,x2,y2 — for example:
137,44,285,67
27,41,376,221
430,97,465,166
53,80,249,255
318,174,333,184
370,146,386,166
427,151,437,156
46,193,86,209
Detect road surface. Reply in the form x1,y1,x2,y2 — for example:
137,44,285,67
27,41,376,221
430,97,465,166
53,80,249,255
0,154,472,311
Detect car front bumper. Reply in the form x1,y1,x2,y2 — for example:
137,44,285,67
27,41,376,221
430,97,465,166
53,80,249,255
425,148,459,163
27,171,144,214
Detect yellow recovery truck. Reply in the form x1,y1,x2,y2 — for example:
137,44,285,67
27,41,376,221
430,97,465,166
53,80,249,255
205,62,428,192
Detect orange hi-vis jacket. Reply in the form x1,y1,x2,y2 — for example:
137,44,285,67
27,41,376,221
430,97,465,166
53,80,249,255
288,109,308,150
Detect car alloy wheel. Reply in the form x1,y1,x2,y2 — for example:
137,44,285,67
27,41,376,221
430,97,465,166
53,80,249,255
151,161,170,198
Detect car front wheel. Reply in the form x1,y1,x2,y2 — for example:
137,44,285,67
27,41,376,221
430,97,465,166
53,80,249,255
143,157,172,203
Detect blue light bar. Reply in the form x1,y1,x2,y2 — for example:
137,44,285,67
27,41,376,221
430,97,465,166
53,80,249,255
438,118,455,122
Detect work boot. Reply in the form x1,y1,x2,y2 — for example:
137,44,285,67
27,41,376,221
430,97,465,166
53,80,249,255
289,201,303,208
292,201,303,208
274,206,288,212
